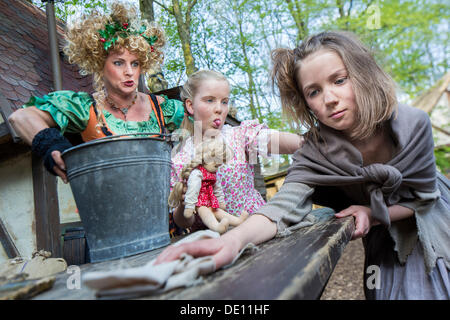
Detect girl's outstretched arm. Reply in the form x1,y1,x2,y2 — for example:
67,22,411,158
268,131,304,155
155,214,277,270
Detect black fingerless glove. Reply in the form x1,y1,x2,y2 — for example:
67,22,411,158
31,128,73,175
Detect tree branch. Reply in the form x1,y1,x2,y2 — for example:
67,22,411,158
153,0,174,15
432,124,450,137
187,0,198,14
347,0,353,17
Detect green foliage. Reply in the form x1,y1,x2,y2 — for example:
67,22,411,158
434,145,450,175
37,1,448,121
32,0,449,144
31,0,107,22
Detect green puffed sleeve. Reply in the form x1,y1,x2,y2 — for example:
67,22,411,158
158,94,185,132
23,90,93,134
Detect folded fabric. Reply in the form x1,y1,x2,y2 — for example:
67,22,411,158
83,230,257,298
0,250,67,281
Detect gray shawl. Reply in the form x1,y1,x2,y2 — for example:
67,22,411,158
284,104,450,272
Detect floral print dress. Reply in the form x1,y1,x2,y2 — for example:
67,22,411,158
169,120,271,235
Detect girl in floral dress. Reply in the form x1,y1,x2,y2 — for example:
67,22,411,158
169,70,304,235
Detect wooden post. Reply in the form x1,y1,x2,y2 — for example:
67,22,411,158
0,218,19,259
30,0,63,258
0,93,20,142
32,153,62,258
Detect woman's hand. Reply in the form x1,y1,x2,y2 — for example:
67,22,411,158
335,205,379,240
51,150,68,183
154,234,240,270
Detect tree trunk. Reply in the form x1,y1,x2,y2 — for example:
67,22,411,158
139,0,155,21
336,0,350,29
172,0,197,76
285,0,308,42
237,20,261,120
139,0,168,92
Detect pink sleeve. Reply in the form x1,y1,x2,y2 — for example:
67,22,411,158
170,163,183,189
170,143,189,188
239,119,270,161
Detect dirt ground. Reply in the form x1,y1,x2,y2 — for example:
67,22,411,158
320,238,366,300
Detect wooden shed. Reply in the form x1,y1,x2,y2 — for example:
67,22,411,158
412,71,450,149
412,71,450,177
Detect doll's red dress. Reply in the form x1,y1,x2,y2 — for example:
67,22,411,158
196,165,220,209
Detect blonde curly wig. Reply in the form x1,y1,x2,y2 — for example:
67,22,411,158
63,2,166,92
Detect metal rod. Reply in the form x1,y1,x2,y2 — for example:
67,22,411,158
45,0,63,91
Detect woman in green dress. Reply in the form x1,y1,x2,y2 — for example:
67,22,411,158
8,2,184,183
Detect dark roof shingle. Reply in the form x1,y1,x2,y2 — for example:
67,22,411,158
0,0,93,112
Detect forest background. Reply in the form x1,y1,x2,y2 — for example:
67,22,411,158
30,0,449,173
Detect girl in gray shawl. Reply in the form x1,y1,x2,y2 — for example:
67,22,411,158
156,31,450,300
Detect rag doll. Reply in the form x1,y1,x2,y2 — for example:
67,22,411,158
169,138,249,234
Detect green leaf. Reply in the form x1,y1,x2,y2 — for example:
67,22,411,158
104,41,113,51
98,29,108,39
105,24,116,35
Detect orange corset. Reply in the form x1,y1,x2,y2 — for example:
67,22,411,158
80,94,166,142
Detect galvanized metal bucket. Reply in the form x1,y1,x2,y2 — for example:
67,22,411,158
61,133,172,263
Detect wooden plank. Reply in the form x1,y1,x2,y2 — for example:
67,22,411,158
0,93,20,142
61,223,87,266
32,153,62,258
0,123,9,137
0,217,20,258
153,86,181,101
0,277,55,300
33,216,354,300
158,216,354,300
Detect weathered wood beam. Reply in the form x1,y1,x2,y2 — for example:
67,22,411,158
32,154,62,258
33,214,355,300
0,217,20,258
0,123,9,139
0,93,20,142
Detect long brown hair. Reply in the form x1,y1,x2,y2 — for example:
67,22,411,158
271,31,397,141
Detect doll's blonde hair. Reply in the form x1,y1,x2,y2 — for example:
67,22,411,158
272,31,397,141
168,137,233,208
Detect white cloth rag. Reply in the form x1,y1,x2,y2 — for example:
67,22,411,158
82,230,257,298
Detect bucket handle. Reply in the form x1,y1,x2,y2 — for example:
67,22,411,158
62,133,175,157
85,132,172,143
